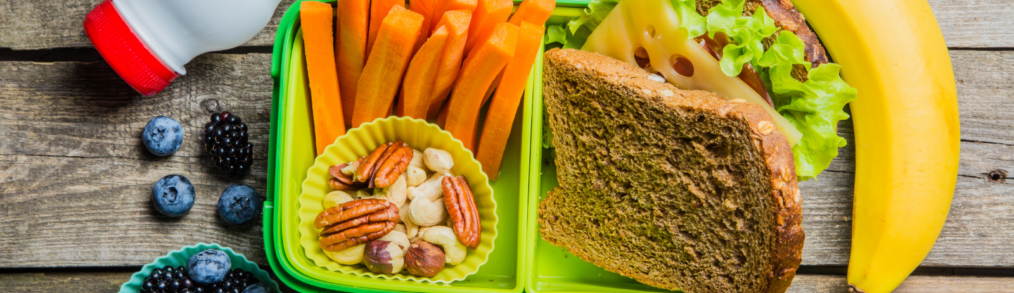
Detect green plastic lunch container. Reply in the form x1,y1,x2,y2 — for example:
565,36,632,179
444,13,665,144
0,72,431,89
265,0,673,292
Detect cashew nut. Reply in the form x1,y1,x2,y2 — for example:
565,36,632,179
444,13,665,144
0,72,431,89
423,148,454,174
400,202,419,239
379,174,408,207
410,194,448,227
410,149,425,169
376,231,410,252
322,190,356,209
355,189,371,199
420,226,467,265
341,160,360,176
324,243,366,265
395,224,407,235
408,173,446,201
406,166,427,187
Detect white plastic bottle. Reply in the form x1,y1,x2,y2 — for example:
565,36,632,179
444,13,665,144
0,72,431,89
84,0,282,96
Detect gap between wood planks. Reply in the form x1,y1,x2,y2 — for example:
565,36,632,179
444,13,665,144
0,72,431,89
0,46,273,62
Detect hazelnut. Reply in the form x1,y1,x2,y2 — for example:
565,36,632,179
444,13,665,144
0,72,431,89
363,240,405,274
405,241,446,277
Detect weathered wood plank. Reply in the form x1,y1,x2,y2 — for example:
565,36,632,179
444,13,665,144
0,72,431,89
0,0,295,50
0,272,297,293
788,275,1014,293
0,0,1011,50
0,272,128,293
0,54,273,266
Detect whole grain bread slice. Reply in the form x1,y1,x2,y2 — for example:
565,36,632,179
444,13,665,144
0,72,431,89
538,48,803,293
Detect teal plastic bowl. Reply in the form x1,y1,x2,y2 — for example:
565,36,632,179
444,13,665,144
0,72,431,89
118,243,281,293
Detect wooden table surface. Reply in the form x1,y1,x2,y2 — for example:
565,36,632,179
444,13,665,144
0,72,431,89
1,0,1013,292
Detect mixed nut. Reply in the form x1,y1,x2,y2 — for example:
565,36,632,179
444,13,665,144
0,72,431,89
314,141,481,277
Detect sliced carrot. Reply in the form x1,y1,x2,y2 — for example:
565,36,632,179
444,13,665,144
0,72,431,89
300,2,346,155
430,0,477,32
476,22,543,179
367,0,406,56
409,0,435,50
463,0,512,54
443,22,518,152
400,26,449,120
507,0,555,26
425,10,473,120
337,0,370,127
352,6,425,127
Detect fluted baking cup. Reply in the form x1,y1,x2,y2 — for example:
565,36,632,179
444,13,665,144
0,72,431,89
118,243,280,293
297,116,498,283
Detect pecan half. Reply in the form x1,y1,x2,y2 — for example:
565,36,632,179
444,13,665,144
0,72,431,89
373,146,413,188
314,198,390,229
329,163,366,191
316,199,399,252
355,142,394,183
319,221,396,252
320,204,399,236
368,141,406,188
442,176,481,249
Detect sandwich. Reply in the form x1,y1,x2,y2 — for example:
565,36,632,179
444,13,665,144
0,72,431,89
538,0,857,292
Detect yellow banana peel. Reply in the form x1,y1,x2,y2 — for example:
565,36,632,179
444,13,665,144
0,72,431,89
791,0,960,292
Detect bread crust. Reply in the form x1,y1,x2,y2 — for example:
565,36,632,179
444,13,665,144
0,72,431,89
539,48,803,293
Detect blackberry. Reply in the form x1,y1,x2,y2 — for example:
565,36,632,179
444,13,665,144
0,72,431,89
204,111,253,176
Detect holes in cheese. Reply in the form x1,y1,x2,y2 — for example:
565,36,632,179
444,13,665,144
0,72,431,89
671,55,694,77
581,0,802,145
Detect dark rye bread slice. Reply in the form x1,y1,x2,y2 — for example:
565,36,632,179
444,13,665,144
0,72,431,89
538,49,803,293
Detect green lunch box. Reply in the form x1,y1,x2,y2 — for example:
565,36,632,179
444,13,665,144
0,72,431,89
265,0,674,292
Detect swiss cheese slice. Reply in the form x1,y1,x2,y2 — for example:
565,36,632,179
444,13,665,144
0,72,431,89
582,0,802,145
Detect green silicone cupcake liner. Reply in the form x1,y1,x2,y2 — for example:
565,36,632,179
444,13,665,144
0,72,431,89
119,243,281,293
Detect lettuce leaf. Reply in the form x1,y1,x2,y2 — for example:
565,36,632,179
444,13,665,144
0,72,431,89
545,0,617,49
769,62,856,180
670,0,707,37
706,0,778,76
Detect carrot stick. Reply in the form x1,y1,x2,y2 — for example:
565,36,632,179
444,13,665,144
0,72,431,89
429,0,477,32
337,0,370,128
300,2,346,155
507,0,555,26
367,0,406,56
425,10,473,120
400,26,449,120
351,6,424,127
463,0,512,54
443,22,518,152
476,22,543,179
409,0,435,50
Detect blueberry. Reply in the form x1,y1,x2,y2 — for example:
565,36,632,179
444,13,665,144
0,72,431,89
151,175,195,217
242,283,271,293
142,116,184,156
187,249,231,284
217,184,261,225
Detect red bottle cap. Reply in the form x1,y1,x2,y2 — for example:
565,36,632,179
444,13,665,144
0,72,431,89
84,0,178,96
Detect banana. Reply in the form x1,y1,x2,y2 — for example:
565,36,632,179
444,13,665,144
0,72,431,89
790,0,960,292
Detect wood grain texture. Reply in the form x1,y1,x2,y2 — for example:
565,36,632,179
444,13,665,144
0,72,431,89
0,272,298,292
0,272,128,293
0,0,295,50
0,53,273,266
0,0,1011,50
788,275,1014,293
